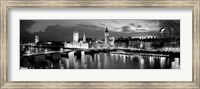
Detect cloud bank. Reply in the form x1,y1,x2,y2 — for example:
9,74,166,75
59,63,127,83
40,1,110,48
20,20,180,42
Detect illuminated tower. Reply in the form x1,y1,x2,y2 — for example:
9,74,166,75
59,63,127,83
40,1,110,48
109,37,115,46
73,31,79,43
104,27,109,45
35,35,39,44
83,33,86,42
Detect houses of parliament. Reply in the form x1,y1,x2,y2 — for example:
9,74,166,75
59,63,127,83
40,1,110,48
64,27,115,49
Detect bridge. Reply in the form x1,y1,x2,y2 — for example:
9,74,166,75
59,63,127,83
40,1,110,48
22,47,180,58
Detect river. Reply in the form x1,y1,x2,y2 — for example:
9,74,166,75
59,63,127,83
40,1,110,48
20,47,180,69
60,51,180,69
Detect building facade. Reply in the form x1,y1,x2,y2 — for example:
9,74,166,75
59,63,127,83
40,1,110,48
92,28,115,49
64,31,89,49
73,31,79,43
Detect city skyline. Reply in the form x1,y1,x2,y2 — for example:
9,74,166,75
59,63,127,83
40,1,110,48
20,19,180,69
20,20,180,43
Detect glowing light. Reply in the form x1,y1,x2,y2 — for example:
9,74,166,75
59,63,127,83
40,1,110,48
60,48,64,52
26,50,30,54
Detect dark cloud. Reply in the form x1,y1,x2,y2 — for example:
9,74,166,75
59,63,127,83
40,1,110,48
76,24,104,30
137,25,142,28
35,24,73,41
34,24,106,42
158,20,180,28
129,23,134,26
122,26,130,29
136,28,147,31
130,23,142,28
20,20,35,43
147,31,159,36
121,26,133,33
34,24,156,42
20,20,180,43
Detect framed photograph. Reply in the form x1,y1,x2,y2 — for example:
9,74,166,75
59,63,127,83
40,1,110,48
1,0,200,89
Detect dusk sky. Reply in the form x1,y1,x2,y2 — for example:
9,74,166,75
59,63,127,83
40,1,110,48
20,20,180,43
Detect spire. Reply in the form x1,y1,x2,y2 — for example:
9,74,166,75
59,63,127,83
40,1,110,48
35,35,39,44
83,33,86,42
105,27,108,32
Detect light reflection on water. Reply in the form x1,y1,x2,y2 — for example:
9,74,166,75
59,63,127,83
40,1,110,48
21,47,180,69
61,51,180,69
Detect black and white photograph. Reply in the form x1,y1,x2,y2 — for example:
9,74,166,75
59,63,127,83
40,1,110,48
20,19,180,69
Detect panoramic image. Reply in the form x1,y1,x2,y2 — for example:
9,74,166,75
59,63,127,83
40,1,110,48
20,19,180,69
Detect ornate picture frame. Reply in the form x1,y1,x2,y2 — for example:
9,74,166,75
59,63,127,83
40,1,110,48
0,0,199,88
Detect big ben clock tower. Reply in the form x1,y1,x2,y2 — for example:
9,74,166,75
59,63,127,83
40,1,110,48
104,27,109,45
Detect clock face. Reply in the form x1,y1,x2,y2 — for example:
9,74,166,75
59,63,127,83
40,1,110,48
105,33,109,36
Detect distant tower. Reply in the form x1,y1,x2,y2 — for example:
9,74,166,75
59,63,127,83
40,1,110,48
104,27,109,45
35,35,39,44
83,33,86,42
140,41,143,49
73,31,79,43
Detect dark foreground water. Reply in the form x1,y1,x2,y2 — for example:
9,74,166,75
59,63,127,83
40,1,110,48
60,51,179,69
